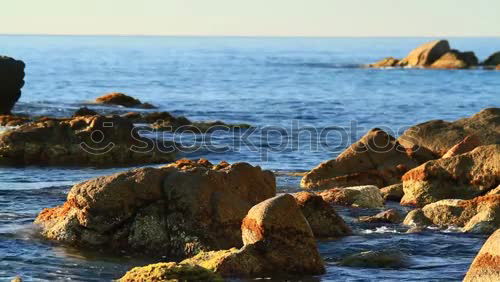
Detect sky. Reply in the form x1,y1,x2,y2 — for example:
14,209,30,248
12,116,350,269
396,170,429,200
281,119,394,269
1,0,499,37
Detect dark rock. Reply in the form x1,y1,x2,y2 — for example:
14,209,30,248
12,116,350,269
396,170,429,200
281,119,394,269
380,183,404,201
0,56,25,115
339,250,409,269
359,209,403,223
95,92,155,108
430,50,478,69
483,51,500,66
73,107,98,117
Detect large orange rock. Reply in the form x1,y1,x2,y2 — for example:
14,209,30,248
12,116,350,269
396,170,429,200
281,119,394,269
401,145,500,206
301,129,421,190
398,108,500,156
397,40,450,67
181,194,325,277
0,115,176,166
464,229,500,281
35,159,276,258
403,195,500,234
292,192,351,238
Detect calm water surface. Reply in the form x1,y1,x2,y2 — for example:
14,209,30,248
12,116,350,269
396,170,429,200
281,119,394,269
0,36,499,281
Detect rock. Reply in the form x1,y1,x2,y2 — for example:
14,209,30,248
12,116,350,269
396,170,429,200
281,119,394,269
95,92,155,108
369,57,400,68
464,229,500,282
0,115,176,166
398,108,500,156
318,185,384,208
403,195,500,233
483,51,500,66
73,107,98,117
487,186,500,195
397,40,450,67
380,183,404,201
401,145,500,206
301,128,421,190
441,135,481,158
359,209,403,223
497,65,500,70
182,194,325,277
339,250,409,269
35,159,276,257
119,262,222,282
10,277,22,282
430,50,478,69
292,191,352,238
0,56,25,115
403,209,432,227
0,115,30,127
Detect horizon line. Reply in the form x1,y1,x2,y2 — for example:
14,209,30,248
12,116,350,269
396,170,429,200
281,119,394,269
1,32,500,39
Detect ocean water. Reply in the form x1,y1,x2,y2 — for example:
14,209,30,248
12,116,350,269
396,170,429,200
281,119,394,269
0,35,499,281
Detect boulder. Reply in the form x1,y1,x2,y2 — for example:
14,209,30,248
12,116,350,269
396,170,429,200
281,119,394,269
398,108,500,156
0,115,176,166
318,185,384,208
339,250,409,268
402,209,432,227
95,92,155,108
292,191,352,238
403,195,500,234
397,40,450,67
182,194,325,277
441,135,481,158
119,262,222,282
73,107,98,117
483,51,500,66
369,57,400,68
401,145,500,206
0,56,25,115
464,229,500,282
34,159,276,257
359,209,403,223
430,50,478,69
301,128,421,190
380,183,404,202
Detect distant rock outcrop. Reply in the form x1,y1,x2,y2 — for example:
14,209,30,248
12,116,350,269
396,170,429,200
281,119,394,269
483,51,500,66
430,50,478,69
0,56,25,115
95,92,155,108
398,40,451,67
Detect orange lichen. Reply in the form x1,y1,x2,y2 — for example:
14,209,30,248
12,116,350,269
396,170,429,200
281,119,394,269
36,199,75,221
473,253,500,270
241,217,264,239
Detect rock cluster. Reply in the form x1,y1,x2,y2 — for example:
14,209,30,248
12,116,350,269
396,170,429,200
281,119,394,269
35,159,276,257
301,128,423,190
0,115,176,166
368,40,491,69
180,194,325,277
0,56,25,115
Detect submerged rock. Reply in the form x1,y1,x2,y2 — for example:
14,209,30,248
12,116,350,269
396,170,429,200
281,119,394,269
398,108,500,157
0,56,25,115
119,262,222,282
430,50,478,69
318,185,384,208
35,159,276,257
339,250,409,269
464,229,500,282
95,92,155,108
0,115,176,166
401,145,500,206
397,40,450,67
181,194,325,277
301,129,421,190
403,195,500,233
359,209,403,224
292,191,352,238
380,183,404,202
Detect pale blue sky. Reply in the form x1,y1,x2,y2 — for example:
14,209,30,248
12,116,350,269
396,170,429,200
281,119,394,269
2,0,499,36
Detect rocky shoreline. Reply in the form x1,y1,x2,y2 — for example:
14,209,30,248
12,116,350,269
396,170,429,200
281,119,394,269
1,54,499,281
